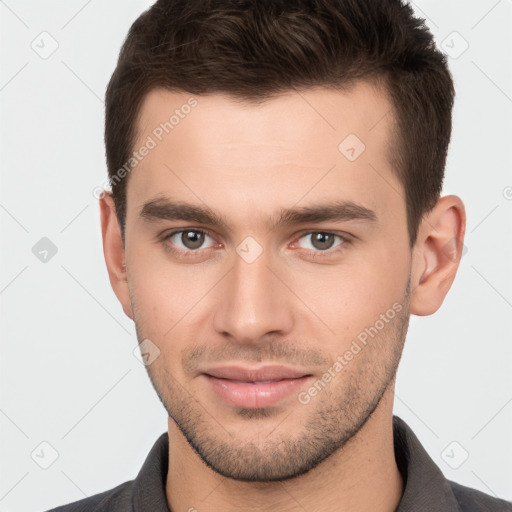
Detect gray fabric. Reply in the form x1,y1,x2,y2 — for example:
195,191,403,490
392,416,512,511
46,416,512,511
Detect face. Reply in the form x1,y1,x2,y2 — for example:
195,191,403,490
118,83,413,481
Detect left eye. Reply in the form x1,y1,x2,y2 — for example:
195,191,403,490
296,232,346,252
165,230,216,251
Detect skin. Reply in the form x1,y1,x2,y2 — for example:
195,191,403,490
100,82,466,512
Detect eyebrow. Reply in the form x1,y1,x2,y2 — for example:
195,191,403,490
139,196,377,231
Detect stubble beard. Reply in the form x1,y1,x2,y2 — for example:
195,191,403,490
132,279,411,482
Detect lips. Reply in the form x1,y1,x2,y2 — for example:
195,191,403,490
204,365,309,382
202,365,313,408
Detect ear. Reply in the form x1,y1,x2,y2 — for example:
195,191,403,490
99,192,134,320
410,195,466,316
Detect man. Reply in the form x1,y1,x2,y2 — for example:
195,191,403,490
48,0,511,510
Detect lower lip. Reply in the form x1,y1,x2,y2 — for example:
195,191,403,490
204,374,312,408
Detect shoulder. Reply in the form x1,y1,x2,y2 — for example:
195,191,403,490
44,480,133,512
449,480,512,512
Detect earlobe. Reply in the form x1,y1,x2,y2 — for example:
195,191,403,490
410,195,466,316
99,192,134,321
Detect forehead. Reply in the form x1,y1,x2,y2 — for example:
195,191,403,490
135,82,394,149
126,83,402,231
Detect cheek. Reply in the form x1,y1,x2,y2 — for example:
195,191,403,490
127,249,178,335
288,245,408,350
127,244,217,339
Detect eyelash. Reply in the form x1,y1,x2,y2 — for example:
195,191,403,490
161,228,351,260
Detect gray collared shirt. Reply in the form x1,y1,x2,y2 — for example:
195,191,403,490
47,415,512,511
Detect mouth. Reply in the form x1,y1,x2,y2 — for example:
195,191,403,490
202,365,313,408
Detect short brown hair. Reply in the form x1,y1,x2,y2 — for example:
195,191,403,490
105,0,454,246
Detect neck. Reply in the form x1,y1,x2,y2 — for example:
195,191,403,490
166,385,403,512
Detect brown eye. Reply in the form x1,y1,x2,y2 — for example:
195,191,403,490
165,229,215,252
180,230,205,250
297,232,345,252
310,232,336,250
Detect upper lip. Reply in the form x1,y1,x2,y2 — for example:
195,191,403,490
203,365,310,382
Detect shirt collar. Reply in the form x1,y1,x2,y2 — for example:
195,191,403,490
393,415,462,511
131,431,171,511
129,416,462,511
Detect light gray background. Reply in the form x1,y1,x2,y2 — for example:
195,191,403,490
1,1,511,510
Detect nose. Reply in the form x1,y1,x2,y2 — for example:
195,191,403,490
212,244,295,345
